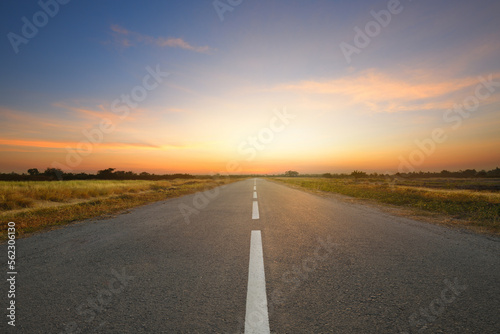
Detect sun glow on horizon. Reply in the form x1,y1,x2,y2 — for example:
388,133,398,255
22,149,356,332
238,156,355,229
1,1,499,174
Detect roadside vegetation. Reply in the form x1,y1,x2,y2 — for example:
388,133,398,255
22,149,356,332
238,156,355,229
0,177,242,240
272,173,500,236
2,166,499,239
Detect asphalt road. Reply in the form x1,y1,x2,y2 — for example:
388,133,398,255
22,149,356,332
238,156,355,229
2,178,500,333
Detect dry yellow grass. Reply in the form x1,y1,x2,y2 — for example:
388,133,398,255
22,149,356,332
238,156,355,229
0,180,168,210
1,178,242,240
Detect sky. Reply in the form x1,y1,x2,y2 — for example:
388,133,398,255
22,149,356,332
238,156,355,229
0,0,499,175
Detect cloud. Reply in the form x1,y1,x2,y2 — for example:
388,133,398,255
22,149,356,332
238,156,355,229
274,69,500,113
0,107,86,135
53,101,150,122
52,102,107,120
0,138,166,150
110,24,214,54
110,25,129,35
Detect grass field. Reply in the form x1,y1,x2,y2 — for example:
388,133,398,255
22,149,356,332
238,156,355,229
272,177,500,236
0,178,241,240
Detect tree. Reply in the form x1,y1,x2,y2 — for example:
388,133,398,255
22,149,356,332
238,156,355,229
440,170,452,177
27,168,40,175
351,170,367,178
461,169,477,177
477,170,487,177
97,168,116,179
43,167,63,180
487,167,500,177
284,170,299,177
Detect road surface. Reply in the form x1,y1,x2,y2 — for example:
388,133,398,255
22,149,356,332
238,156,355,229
2,178,499,333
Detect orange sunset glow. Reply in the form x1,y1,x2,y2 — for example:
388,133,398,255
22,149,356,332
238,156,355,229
1,1,499,174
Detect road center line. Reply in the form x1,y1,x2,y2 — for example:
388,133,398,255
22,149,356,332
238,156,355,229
253,185,256,191
253,191,257,199
252,201,259,219
244,230,270,334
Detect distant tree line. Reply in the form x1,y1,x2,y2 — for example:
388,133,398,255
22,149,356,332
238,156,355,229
282,168,500,179
0,167,197,181
394,168,500,178
0,167,499,181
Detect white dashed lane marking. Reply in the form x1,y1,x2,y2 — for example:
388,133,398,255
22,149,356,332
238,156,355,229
244,230,270,334
252,179,259,219
252,201,259,219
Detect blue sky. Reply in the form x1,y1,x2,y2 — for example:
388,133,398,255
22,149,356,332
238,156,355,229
1,0,499,174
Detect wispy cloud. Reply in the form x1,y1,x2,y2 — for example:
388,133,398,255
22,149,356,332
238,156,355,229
0,138,166,150
110,24,214,54
274,69,500,113
0,107,87,135
52,100,150,123
52,102,107,120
